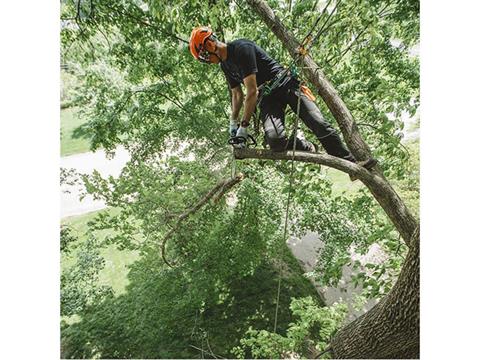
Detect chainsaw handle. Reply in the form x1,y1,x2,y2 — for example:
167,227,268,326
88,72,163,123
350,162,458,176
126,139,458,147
228,135,257,147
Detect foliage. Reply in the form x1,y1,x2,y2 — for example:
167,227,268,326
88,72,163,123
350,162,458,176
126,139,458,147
232,297,348,359
61,244,320,359
393,136,420,217
60,0,419,357
60,225,77,254
288,161,408,299
61,231,113,317
61,209,140,295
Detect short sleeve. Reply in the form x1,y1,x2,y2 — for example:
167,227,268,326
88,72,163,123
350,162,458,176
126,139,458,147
236,44,258,79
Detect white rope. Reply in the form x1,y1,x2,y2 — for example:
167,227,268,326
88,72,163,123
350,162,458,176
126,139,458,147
273,83,303,333
231,147,236,179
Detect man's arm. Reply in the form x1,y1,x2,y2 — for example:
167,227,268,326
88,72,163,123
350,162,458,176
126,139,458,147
231,85,244,122
241,73,258,127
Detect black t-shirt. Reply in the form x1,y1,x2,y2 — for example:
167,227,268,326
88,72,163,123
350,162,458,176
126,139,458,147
220,39,284,89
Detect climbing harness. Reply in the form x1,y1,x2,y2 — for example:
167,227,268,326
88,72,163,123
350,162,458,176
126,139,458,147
256,64,298,107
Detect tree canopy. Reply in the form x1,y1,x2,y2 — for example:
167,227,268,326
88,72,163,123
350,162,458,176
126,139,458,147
60,0,419,358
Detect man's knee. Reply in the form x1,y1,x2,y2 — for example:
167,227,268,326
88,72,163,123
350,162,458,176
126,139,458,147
263,116,288,151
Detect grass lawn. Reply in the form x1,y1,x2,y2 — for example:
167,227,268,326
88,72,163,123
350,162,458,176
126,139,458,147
61,107,92,157
324,167,363,196
61,209,139,295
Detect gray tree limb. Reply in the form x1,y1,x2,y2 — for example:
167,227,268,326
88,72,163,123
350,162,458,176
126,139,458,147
234,148,373,181
160,174,244,268
245,0,418,246
242,2,420,358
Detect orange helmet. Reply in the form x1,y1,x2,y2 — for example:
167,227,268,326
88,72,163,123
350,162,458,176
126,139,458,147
189,26,217,63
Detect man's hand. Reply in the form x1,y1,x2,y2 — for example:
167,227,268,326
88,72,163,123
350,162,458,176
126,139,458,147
229,123,238,137
233,126,249,148
236,126,248,140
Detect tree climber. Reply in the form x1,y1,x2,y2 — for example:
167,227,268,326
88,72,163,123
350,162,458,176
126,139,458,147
189,26,376,173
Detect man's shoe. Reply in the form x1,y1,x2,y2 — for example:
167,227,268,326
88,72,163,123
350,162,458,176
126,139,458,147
358,158,378,170
305,140,318,153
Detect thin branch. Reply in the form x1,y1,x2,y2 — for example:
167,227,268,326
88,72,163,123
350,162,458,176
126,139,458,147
315,346,333,358
160,174,244,267
75,0,81,22
103,3,188,43
91,18,111,51
325,23,370,65
72,2,97,60
356,122,410,158
326,0,394,66
189,345,224,359
395,233,405,260
206,336,219,359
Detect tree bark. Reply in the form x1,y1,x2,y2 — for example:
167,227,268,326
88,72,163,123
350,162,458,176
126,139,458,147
245,0,418,246
234,148,375,184
330,226,420,359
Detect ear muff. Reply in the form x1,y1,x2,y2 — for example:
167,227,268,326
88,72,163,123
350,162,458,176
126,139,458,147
204,39,215,52
204,34,218,52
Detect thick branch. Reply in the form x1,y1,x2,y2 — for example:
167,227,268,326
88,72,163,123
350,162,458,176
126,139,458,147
160,174,244,267
234,148,373,180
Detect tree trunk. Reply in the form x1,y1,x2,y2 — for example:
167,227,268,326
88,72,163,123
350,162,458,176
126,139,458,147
330,226,420,359
244,1,420,358
245,0,418,246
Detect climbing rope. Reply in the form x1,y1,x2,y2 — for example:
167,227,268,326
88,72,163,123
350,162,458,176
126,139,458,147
300,0,334,47
231,147,237,179
273,81,303,333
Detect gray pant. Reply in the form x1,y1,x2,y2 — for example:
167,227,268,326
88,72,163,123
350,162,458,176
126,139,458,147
259,79,355,162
